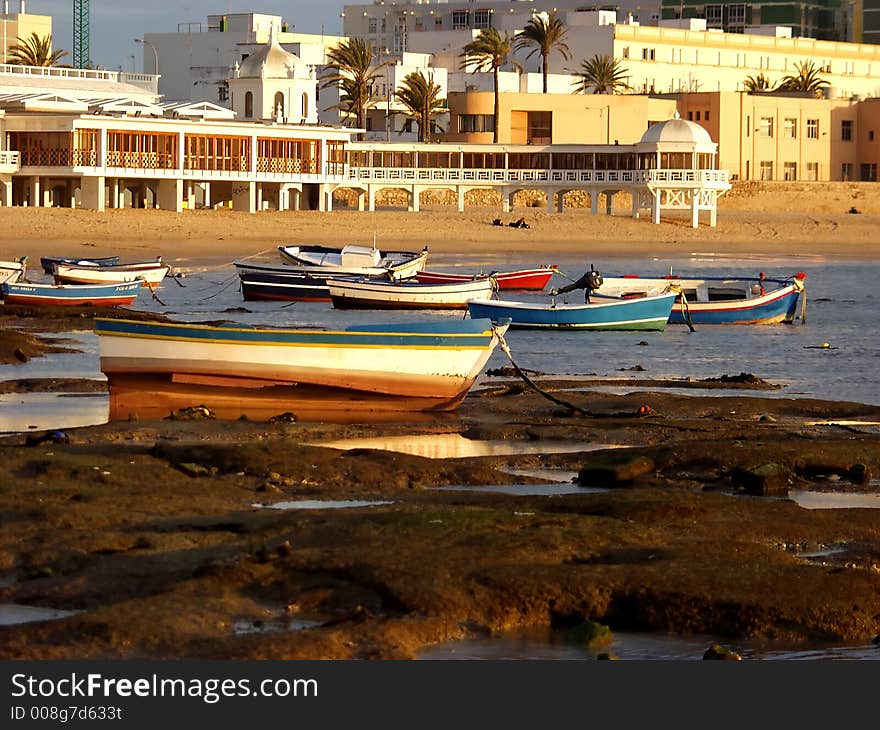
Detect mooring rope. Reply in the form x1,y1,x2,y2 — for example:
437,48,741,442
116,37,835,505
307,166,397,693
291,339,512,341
492,326,590,416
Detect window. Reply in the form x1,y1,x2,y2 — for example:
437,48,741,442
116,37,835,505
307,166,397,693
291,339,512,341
861,163,877,181
527,111,552,145
474,9,491,29
759,160,773,180
758,116,774,137
842,162,853,181
458,114,494,133
244,91,253,119
806,118,819,139
695,111,701,121
218,81,228,103
842,119,853,141
805,162,819,181
622,47,629,59
435,17,442,28
729,4,746,24
273,92,285,119
642,47,655,61
870,130,875,142
705,110,710,121
783,118,797,139
452,10,469,30
301,93,308,120
705,4,722,25
783,161,797,181
369,18,377,33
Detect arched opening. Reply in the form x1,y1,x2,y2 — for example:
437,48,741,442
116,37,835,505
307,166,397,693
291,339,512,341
274,92,285,120
245,91,253,119
301,93,308,121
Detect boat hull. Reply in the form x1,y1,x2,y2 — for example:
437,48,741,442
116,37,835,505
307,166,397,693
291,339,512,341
466,292,677,330
96,318,505,417
0,260,26,285
598,275,804,325
40,256,119,275
239,271,330,302
277,244,428,280
415,267,555,291
54,262,169,286
328,278,495,310
1,281,141,306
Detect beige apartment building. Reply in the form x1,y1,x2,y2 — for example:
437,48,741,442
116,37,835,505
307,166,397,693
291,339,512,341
442,92,678,145
674,91,880,181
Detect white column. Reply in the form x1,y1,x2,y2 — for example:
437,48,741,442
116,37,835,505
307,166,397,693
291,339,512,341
368,186,376,212
109,178,119,209
186,181,196,210
203,182,211,209
325,187,334,212
157,178,183,212
357,190,365,211
631,189,640,218
80,175,106,211
232,181,256,213
652,190,661,224
411,187,419,213
0,178,11,206
457,187,465,213
709,192,718,227
68,180,76,208
605,192,614,216
28,177,39,207
690,190,700,228
546,190,555,214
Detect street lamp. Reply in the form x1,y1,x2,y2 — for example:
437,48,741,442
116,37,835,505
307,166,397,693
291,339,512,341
134,38,159,76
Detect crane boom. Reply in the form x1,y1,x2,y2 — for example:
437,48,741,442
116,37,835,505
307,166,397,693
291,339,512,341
73,0,90,69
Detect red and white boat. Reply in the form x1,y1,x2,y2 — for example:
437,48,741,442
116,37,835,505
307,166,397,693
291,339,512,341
53,258,169,287
415,265,555,291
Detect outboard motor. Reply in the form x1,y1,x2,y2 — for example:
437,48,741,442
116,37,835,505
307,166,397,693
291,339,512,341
550,265,604,303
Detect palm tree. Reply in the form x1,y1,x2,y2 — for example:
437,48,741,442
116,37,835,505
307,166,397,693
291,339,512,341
514,11,571,94
6,33,68,67
395,71,445,142
460,28,522,143
572,54,629,95
743,72,771,93
321,38,388,137
776,60,829,97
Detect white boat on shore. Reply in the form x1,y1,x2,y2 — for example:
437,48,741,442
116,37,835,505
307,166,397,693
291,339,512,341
277,244,428,280
328,276,495,310
53,258,170,287
0,257,27,285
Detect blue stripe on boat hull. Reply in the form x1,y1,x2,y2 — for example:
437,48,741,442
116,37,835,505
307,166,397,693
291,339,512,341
670,289,801,325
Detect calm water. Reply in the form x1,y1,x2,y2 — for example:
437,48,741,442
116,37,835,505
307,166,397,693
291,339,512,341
2,249,878,423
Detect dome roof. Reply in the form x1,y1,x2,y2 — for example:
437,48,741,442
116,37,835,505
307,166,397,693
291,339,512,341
639,117,713,146
238,36,303,79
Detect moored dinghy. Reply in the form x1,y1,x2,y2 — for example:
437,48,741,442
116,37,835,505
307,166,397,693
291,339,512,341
0,257,27,285
95,317,508,419
596,272,807,325
415,266,556,291
467,291,677,331
277,243,428,280
40,256,120,275
54,258,170,287
328,276,495,310
1,280,141,307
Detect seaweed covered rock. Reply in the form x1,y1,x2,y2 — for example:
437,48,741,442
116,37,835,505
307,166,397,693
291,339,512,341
578,454,655,487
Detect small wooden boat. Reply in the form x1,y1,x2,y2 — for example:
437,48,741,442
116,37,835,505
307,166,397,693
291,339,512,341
416,266,556,291
596,272,806,325
239,270,330,302
54,258,170,287
95,317,508,419
466,291,678,331
1,280,141,306
277,244,428,280
40,255,120,275
0,257,27,285
328,276,495,310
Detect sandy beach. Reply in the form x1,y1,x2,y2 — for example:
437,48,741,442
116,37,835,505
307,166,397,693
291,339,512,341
1,181,880,264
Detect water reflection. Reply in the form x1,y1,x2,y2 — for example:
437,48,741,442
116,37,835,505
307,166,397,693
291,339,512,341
0,604,81,626
0,392,108,434
232,617,322,635
432,483,604,497
313,433,628,459
253,500,394,510
789,490,880,509
419,626,880,661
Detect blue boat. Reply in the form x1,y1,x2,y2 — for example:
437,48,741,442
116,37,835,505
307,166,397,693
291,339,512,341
2,280,141,306
466,291,677,331
597,273,806,325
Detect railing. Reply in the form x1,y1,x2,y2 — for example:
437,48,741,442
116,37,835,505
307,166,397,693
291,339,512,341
0,150,20,171
347,167,730,187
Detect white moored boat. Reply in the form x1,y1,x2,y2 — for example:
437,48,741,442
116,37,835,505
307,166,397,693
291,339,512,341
54,258,170,287
277,244,428,280
328,276,495,310
0,257,27,285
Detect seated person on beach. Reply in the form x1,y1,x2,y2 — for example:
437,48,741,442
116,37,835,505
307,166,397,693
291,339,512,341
509,217,529,229
492,218,503,226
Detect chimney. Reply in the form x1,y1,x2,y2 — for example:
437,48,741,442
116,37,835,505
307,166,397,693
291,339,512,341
19,0,25,13
3,2,9,15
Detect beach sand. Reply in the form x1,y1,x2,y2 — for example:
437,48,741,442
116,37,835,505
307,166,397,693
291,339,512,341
1,181,879,264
